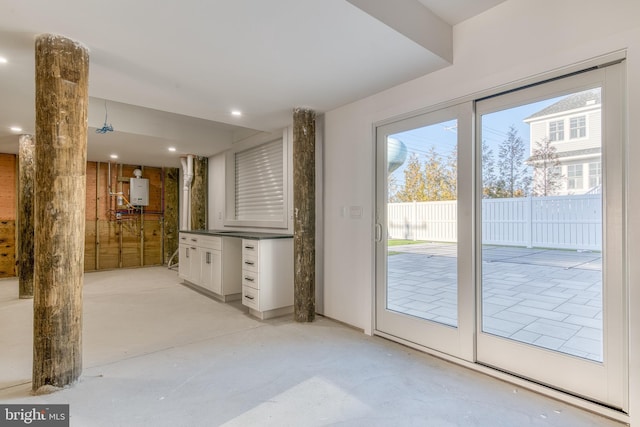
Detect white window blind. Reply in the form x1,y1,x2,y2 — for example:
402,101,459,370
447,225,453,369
234,139,284,221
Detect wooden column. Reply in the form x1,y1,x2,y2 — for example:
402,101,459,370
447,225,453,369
293,108,316,322
163,167,179,264
190,156,207,230
33,34,89,393
18,134,35,298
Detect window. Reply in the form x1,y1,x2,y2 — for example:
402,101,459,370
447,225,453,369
589,161,601,188
549,120,564,141
570,115,586,139
234,139,284,221
567,164,583,190
225,132,289,229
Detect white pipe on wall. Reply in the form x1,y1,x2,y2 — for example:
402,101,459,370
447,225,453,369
180,155,194,230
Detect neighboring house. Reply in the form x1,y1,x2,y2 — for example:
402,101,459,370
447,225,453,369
524,89,602,195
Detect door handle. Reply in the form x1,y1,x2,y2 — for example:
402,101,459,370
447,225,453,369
375,223,382,242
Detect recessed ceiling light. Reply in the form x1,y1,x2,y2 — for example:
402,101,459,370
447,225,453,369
231,110,242,117
168,147,176,152
110,154,118,159
0,57,7,64
10,126,22,132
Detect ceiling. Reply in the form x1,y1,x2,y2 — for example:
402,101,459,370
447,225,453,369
0,0,505,168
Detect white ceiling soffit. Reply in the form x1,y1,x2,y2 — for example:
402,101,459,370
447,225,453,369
346,0,452,63
417,0,508,26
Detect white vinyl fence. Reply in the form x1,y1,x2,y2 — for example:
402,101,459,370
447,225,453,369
388,195,602,251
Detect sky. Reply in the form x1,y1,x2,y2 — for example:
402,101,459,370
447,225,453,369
388,95,566,184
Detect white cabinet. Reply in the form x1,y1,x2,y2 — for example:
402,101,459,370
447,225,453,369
241,238,294,319
179,232,241,301
200,249,222,295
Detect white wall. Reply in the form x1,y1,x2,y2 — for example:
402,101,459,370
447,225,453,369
322,0,640,422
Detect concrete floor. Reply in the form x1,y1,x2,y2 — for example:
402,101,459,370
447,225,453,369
0,267,623,426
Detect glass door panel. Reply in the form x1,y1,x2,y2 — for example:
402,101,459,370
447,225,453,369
476,65,626,409
375,103,473,361
387,119,459,327
480,88,603,361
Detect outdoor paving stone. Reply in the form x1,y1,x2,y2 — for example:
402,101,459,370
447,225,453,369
486,288,520,297
524,320,578,340
510,330,542,344
576,290,601,299
555,302,601,318
412,286,452,296
482,302,507,317
387,290,416,299
508,305,568,321
409,293,447,304
387,245,603,360
550,279,593,289
492,309,538,326
561,336,602,359
402,300,439,312
534,335,565,350
540,290,577,299
567,296,590,305
484,295,523,307
587,298,602,308
483,317,525,335
428,305,457,319
402,309,438,320
514,292,566,305
564,315,602,329
576,326,602,341
483,278,521,287
388,284,421,292
517,299,562,310
535,318,581,331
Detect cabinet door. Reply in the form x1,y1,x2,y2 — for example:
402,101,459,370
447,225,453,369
200,250,222,294
178,244,191,280
188,246,201,285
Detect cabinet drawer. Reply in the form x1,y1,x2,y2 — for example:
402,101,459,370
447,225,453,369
242,255,258,272
198,235,222,250
242,271,259,289
242,239,259,257
242,285,259,310
179,233,221,250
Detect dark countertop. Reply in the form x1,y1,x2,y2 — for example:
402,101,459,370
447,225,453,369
180,229,293,240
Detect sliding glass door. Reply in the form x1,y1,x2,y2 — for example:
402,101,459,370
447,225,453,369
375,63,627,409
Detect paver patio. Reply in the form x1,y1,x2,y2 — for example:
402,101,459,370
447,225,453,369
386,242,603,361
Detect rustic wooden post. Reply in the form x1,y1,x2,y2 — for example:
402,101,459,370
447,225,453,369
293,108,316,322
163,167,179,264
18,134,35,299
33,34,89,393
190,156,207,230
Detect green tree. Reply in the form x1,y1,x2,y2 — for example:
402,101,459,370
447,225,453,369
528,137,562,196
497,125,529,197
443,145,457,200
395,153,426,202
482,141,499,198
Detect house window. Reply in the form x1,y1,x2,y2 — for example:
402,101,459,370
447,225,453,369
567,164,583,190
549,120,564,141
570,115,586,139
589,162,601,188
234,138,284,221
